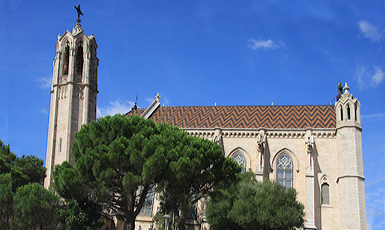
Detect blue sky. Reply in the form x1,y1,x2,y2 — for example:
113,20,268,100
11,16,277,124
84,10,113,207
1,0,384,228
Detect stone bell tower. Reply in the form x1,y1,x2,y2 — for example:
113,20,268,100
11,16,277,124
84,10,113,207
44,10,98,188
335,83,367,229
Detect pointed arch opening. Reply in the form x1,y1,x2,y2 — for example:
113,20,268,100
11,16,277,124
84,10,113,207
340,105,343,121
276,154,293,188
229,147,250,173
321,183,330,205
75,40,84,77
271,148,299,188
347,104,351,120
62,41,70,76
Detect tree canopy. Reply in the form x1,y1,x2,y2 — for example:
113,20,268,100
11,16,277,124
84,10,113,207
13,183,60,230
206,172,305,230
0,139,60,230
53,114,240,230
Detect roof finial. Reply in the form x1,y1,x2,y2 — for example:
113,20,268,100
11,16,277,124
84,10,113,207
156,93,161,101
343,82,350,94
74,4,83,24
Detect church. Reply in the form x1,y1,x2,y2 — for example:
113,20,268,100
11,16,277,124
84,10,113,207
44,17,367,230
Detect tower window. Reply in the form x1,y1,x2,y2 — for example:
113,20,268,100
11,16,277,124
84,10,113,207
340,106,343,121
233,152,246,172
354,103,357,121
347,104,351,120
277,154,293,188
63,45,69,76
75,43,83,76
321,183,330,205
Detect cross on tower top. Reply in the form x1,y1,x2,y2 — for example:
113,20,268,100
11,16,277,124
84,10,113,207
74,4,83,23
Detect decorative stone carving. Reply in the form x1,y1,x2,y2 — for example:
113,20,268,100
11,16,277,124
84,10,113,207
305,130,314,172
256,130,266,173
211,128,222,145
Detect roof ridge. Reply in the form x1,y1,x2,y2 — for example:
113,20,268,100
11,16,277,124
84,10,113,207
160,105,334,108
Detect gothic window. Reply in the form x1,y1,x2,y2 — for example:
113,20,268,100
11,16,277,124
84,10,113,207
276,154,293,188
63,44,70,76
340,106,343,121
139,186,155,216
233,152,246,172
75,41,84,76
347,104,351,120
321,184,330,205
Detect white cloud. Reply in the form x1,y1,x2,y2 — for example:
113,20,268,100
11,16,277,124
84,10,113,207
372,66,385,86
366,176,385,187
97,100,134,118
354,65,384,89
144,97,154,104
36,76,52,90
361,113,385,121
366,188,385,230
358,20,384,42
40,108,48,115
248,39,284,50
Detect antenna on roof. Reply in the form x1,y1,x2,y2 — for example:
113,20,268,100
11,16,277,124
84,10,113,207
329,82,342,105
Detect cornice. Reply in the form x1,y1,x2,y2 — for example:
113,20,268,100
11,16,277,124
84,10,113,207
184,128,336,139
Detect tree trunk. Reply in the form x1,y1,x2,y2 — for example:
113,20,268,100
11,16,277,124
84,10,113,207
177,212,186,230
123,219,135,230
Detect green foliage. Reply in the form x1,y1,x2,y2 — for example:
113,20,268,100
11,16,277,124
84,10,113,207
13,183,60,229
53,115,168,229
0,139,55,230
57,200,102,230
53,114,240,230
0,140,15,175
155,127,242,229
0,173,13,230
206,172,305,230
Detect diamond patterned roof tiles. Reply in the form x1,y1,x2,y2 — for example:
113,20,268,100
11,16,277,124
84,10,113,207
127,105,336,129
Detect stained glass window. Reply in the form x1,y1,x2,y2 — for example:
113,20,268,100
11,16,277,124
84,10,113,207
233,152,246,172
277,154,293,188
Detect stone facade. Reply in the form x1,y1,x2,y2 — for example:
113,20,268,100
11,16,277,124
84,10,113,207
129,87,366,230
44,23,98,189
45,23,366,230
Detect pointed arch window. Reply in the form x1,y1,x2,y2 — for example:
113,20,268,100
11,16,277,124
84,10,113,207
63,44,70,76
347,104,351,120
233,152,246,172
277,154,293,188
75,41,84,76
321,183,330,205
340,106,343,121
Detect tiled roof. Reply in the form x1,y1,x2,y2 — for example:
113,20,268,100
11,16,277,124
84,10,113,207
127,105,336,129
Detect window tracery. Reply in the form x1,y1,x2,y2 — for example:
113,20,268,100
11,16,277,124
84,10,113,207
276,154,293,188
233,152,246,172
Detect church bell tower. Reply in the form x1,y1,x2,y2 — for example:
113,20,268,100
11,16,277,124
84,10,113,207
44,8,98,188
335,83,367,229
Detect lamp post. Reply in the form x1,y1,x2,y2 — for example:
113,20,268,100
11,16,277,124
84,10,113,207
163,214,171,230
